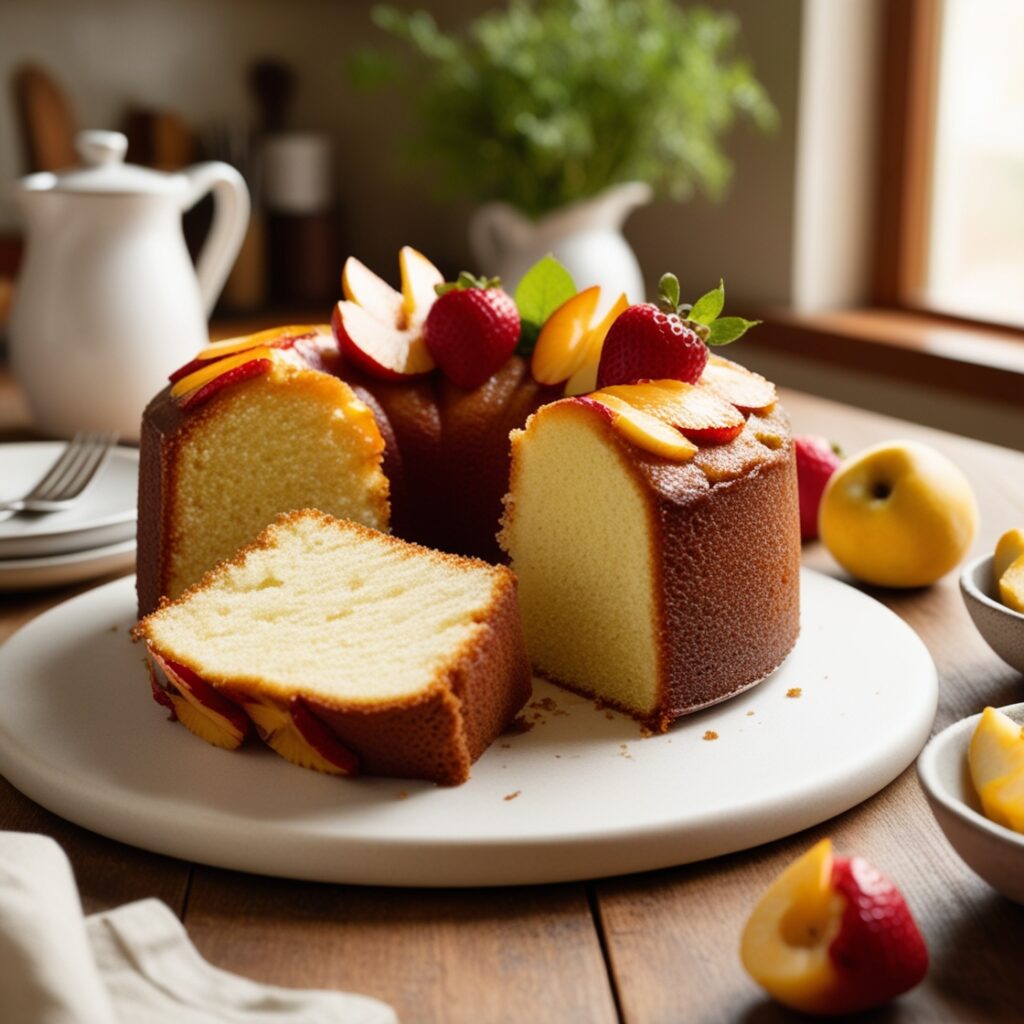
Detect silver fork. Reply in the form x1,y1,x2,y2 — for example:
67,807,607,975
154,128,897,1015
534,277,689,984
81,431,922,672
0,431,119,524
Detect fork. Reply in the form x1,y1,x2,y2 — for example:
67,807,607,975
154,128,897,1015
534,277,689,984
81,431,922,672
0,431,119,525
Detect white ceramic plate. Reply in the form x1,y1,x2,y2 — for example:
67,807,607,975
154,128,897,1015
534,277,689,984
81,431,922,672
0,569,937,887
0,538,136,592
0,442,138,558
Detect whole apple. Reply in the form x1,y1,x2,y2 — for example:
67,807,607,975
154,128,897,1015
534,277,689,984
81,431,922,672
819,440,978,588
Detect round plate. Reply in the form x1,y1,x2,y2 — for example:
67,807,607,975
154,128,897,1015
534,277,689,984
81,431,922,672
0,443,138,558
0,538,136,592
0,570,937,887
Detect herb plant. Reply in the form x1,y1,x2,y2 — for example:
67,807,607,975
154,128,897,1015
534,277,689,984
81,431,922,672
352,0,776,217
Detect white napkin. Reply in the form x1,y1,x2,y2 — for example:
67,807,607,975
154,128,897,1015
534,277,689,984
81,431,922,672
0,832,398,1024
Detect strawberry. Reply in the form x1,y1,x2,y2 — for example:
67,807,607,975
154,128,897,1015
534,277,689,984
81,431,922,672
423,273,521,390
795,434,843,541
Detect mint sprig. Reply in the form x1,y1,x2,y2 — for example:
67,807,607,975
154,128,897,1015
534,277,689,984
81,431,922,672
657,273,759,346
514,255,576,356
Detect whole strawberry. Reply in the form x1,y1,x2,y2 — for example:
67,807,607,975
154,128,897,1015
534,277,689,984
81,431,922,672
597,273,708,389
423,273,520,390
795,434,843,541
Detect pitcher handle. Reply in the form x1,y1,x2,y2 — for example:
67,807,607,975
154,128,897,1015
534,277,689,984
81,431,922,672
183,162,251,317
469,202,531,275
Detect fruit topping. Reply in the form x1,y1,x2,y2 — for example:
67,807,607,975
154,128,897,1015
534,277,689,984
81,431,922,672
699,354,776,414
594,380,745,445
531,286,629,393
741,838,928,1015
794,435,843,541
242,697,359,776
149,652,250,750
423,273,521,390
578,394,697,461
332,246,442,380
970,706,1024,833
1000,554,1024,613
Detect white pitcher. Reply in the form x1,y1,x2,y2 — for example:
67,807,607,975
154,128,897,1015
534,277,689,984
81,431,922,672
9,130,249,440
469,181,652,306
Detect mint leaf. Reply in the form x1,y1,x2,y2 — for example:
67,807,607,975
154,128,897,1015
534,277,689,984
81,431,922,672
514,255,576,355
706,316,761,346
689,280,725,325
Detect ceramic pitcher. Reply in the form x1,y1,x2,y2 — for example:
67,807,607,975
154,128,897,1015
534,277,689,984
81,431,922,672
9,130,249,440
469,181,652,305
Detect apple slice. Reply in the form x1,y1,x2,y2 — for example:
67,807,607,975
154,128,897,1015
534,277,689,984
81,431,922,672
595,380,745,445
531,286,601,385
578,394,697,461
969,706,1024,831
399,245,445,325
243,697,359,776
170,346,275,402
332,248,443,380
149,653,250,750
741,838,928,1015
700,354,777,414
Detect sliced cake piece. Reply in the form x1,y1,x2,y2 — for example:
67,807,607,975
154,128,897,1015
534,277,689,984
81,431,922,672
499,396,800,731
136,327,390,616
135,510,532,785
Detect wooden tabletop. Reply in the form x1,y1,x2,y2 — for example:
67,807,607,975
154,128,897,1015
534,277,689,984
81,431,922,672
1,368,1022,1024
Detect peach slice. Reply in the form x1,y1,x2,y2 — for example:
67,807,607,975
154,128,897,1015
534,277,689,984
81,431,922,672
531,286,600,385
994,528,1024,586
170,346,275,402
242,697,359,776
595,380,745,445
578,394,697,461
969,706,1024,832
564,292,630,396
150,653,249,750
741,838,928,1015
700,354,776,414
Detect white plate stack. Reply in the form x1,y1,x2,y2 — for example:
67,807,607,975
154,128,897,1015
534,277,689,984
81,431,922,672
0,443,138,590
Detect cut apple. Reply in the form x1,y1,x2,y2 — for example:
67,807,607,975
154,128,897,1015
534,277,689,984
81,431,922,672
594,379,745,445
741,838,928,1015
578,394,697,461
242,697,359,776
994,528,1024,584
333,248,444,381
700,354,777,414
969,706,1024,832
150,653,249,750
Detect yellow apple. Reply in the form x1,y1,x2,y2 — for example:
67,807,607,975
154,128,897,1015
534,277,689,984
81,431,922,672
819,440,978,587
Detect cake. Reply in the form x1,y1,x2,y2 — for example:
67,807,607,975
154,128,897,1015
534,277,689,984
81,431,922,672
134,509,531,785
136,249,801,767
499,384,801,730
137,326,390,617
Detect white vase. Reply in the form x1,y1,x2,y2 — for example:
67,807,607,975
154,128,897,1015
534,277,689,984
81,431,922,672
469,181,652,306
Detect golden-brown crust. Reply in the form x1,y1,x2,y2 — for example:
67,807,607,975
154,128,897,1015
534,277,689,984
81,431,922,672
500,400,801,730
134,510,532,785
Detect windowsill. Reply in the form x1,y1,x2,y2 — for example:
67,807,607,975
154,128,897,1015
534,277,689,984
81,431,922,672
754,307,1024,406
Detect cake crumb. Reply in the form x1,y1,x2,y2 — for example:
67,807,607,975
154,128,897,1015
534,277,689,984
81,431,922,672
506,715,534,734
605,711,615,721
395,791,408,801
554,754,562,758
499,743,511,749
109,624,119,632
618,743,633,760
639,725,654,739
703,730,719,741
786,687,802,699
503,790,522,801
746,710,755,717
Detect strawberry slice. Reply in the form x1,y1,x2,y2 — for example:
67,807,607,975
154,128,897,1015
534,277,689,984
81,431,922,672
594,380,745,445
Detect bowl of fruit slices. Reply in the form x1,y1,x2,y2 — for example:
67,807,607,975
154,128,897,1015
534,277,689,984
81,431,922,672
917,703,1024,904
960,530,1024,674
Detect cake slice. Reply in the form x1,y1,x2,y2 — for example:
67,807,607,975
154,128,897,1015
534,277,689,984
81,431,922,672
499,394,800,731
134,510,532,785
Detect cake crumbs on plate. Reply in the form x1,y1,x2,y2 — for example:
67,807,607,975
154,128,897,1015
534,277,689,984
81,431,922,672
506,715,534,734
503,790,522,801
618,743,633,760
639,725,655,739
786,687,803,699
703,730,719,741
746,710,755,716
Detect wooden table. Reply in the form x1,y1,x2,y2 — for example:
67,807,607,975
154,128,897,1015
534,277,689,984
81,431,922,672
2,370,1022,1023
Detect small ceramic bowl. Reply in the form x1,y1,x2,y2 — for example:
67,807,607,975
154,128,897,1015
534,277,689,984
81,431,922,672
917,702,1024,903
960,553,1024,674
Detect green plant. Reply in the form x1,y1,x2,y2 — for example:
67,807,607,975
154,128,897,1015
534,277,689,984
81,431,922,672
351,0,776,217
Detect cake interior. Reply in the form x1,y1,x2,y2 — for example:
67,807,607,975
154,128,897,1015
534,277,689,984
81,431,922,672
146,513,506,706
167,372,388,601
501,403,660,715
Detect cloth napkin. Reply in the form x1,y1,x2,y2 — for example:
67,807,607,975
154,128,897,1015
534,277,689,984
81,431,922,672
0,832,398,1024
